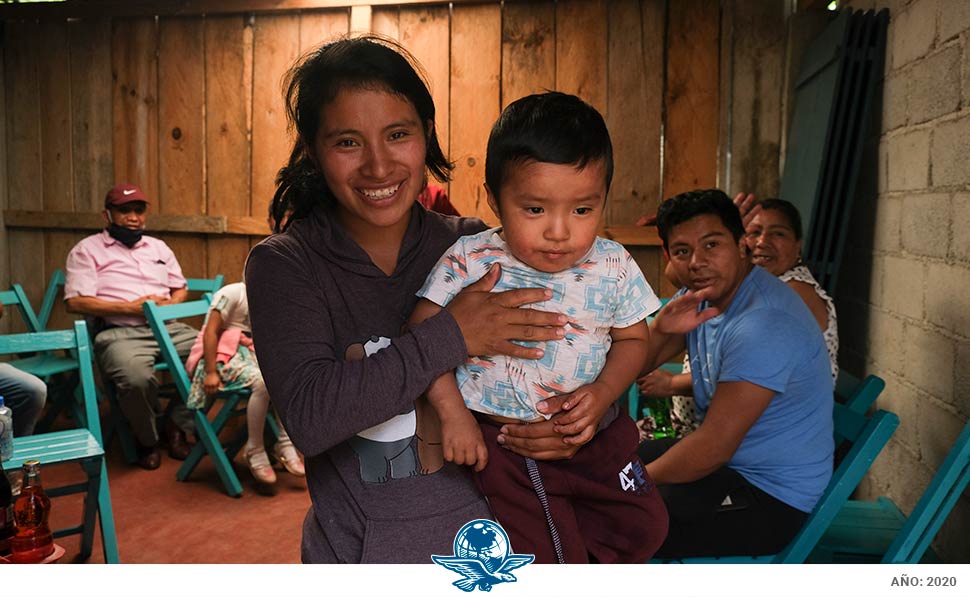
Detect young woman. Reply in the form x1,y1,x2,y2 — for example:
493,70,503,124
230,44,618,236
245,36,604,563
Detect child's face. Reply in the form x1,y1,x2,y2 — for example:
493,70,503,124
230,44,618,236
314,87,428,239
487,159,607,273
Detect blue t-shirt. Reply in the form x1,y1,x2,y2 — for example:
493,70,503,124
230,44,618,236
686,266,834,513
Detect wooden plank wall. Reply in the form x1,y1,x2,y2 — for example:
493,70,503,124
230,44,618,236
2,0,725,332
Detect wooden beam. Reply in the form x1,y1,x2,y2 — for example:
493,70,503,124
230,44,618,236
600,226,663,247
4,210,227,234
4,210,660,246
0,0,499,20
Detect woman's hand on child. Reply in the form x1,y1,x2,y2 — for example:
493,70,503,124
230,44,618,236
203,371,223,396
446,264,567,359
496,383,615,459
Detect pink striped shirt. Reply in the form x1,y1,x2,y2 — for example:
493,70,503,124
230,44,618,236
64,230,187,327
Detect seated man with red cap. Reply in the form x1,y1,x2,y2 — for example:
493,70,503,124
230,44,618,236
65,183,197,470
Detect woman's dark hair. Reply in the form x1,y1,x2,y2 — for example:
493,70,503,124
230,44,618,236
757,198,803,240
484,91,613,204
269,35,452,232
655,189,745,252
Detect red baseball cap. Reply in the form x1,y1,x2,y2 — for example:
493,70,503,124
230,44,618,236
104,183,149,208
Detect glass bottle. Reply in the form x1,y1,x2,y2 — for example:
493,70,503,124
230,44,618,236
0,470,14,557
10,460,54,563
643,396,675,439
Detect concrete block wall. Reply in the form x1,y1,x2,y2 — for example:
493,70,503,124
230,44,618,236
840,0,970,562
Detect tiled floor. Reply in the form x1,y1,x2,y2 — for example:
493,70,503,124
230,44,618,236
40,437,310,564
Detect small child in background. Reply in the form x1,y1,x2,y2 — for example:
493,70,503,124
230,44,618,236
409,92,668,563
185,282,305,484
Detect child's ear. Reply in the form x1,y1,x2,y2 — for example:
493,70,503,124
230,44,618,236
485,183,501,219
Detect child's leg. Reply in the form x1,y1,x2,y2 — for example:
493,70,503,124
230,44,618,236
242,377,277,484
563,412,669,563
474,416,588,563
245,378,270,451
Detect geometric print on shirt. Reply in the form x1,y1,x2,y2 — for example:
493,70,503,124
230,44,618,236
418,228,661,421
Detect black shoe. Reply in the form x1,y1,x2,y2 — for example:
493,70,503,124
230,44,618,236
165,422,193,461
136,444,161,470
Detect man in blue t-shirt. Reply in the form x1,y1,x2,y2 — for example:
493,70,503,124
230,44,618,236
638,189,834,558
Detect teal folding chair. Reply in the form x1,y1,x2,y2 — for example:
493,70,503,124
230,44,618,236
142,298,252,497
36,269,67,332
93,274,223,463
655,403,899,564
836,371,886,415
1,284,86,428
813,420,970,563
0,321,120,563
834,372,885,445
185,275,225,294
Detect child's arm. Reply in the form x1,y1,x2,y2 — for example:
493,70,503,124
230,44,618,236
552,319,649,439
638,369,693,397
202,309,224,396
410,298,488,471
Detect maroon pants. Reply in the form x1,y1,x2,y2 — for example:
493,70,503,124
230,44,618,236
474,412,668,563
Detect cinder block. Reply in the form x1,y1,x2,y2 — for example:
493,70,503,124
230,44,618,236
951,193,970,262
908,45,961,124
925,261,970,335
880,255,925,318
864,437,932,512
869,254,887,311
876,372,920,448
902,322,955,401
917,398,965,464
892,0,938,69
901,192,951,258
887,128,931,191
964,36,970,110
955,342,970,404
874,195,902,253
869,310,907,374
930,113,970,187
937,0,970,42
882,70,909,130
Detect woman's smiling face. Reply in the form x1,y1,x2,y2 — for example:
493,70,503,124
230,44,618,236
315,87,428,241
745,208,802,276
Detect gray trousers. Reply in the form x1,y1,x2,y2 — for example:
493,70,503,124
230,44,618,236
94,322,198,447
0,362,48,436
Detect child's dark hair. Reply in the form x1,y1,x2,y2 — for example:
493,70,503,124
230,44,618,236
655,189,745,252
269,35,452,232
757,198,803,240
484,91,613,205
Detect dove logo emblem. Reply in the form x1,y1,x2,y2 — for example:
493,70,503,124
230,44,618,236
432,519,534,592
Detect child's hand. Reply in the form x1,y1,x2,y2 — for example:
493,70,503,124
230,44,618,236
440,410,489,472
638,369,675,396
203,371,223,396
550,382,613,443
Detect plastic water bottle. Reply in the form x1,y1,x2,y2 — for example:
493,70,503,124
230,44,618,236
0,396,13,462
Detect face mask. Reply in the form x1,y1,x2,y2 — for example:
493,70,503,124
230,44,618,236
106,223,145,248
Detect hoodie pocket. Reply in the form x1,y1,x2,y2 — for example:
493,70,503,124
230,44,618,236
359,499,491,563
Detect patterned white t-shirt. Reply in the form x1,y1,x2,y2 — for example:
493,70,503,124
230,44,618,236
417,228,661,421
